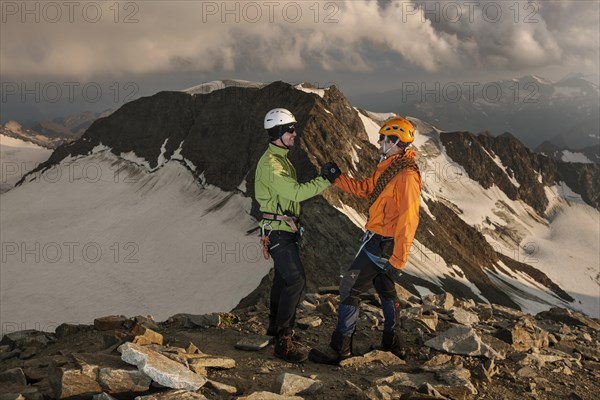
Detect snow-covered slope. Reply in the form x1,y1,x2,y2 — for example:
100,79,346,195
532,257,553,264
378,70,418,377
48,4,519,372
183,79,266,95
183,79,329,99
559,150,594,164
0,134,52,193
294,83,328,98
540,149,595,164
0,150,270,331
348,113,600,317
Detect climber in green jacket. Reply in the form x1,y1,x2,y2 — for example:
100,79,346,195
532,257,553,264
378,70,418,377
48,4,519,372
255,108,340,363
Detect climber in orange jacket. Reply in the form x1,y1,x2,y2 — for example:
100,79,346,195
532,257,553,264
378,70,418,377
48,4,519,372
311,116,422,364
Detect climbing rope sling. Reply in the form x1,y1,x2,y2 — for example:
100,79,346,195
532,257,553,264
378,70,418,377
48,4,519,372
354,153,420,267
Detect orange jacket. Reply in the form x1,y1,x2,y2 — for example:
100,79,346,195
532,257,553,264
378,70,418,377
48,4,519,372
334,150,421,270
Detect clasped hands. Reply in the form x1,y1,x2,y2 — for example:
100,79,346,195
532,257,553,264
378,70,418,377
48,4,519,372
321,162,341,183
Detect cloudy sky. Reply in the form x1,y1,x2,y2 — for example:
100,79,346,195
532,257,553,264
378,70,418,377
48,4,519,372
1,0,599,122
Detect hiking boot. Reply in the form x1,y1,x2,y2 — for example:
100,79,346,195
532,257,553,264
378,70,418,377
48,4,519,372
309,330,352,365
274,330,307,363
382,331,405,358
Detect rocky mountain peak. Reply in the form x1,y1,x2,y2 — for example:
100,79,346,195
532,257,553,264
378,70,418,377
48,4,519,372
4,120,24,132
1,121,63,149
11,79,599,334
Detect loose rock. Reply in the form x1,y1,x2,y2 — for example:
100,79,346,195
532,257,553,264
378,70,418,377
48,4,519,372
423,293,454,311
94,316,130,331
536,308,600,332
187,354,236,369
55,324,91,339
237,391,303,400
184,314,221,329
425,326,504,359
0,368,27,386
205,379,237,395
0,330,54,349
130,325,163,346
134,390,208,399
450,308,480,327
273,373,322,396
375,365,477,397
497,317,549,352
48,358,102,399
296,316,322,330
424,354,452,367
118,342,206,391
316,301,337,317
235,335,272,351
339,350,406,367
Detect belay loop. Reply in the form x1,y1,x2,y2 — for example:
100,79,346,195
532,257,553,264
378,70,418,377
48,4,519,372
279,215,299,233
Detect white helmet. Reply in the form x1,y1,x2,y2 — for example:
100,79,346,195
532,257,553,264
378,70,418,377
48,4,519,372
264,108,297,130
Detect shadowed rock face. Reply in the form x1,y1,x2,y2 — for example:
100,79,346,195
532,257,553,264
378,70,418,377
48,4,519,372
23,82,370,299
18,81,596,313
440,131,600,214
554,162,600,209
28,82,376,192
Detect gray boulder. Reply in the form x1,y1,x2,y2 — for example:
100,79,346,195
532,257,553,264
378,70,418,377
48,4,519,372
425,326,504,359
119,342,206,391
273,373,322,396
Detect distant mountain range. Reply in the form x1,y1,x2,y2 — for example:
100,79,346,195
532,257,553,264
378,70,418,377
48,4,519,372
32,109,113,142
351,74,600,151
0,110,112,149
1,120,65,149
0,110,113,193
535,141,599,164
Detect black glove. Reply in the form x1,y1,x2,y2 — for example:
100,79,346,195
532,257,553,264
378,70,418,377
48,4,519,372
382,261,401,281
321,162,341,183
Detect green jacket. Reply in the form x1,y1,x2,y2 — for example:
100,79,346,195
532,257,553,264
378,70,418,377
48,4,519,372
255,144,330,232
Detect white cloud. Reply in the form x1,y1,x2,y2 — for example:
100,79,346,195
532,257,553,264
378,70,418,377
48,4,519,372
0,0,597,79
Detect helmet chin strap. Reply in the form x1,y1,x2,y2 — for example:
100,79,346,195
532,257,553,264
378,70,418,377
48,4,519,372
380,138,398,162
272,127,290,149
279,130,290,150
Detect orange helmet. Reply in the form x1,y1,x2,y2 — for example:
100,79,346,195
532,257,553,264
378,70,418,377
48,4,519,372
378,117,415,144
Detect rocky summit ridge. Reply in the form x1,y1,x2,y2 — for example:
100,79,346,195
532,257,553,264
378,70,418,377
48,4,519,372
1,288,599,400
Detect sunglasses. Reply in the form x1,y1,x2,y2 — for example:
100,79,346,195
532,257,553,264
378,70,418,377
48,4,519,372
286,125,296,134
379,134,403,144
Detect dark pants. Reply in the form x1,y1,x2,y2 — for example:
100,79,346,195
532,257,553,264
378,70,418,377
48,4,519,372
268,231,306,333
337,234,400,336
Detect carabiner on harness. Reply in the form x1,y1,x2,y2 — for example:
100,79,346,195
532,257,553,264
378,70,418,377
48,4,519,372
260,222,273,260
